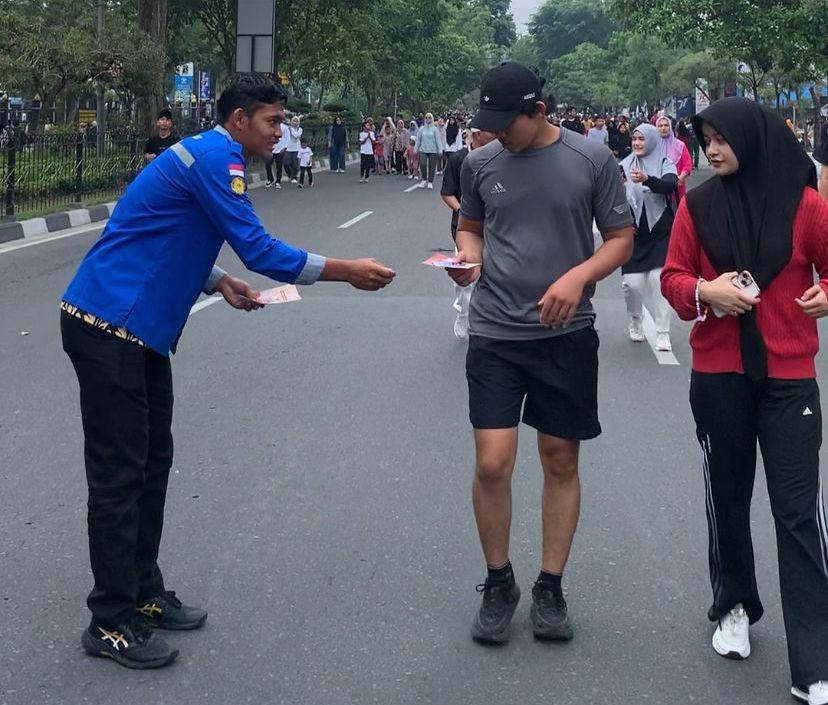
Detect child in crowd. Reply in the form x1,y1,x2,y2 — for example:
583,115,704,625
405,136,418,180
358,119,376,183
373,133,386,175
297,139,314,188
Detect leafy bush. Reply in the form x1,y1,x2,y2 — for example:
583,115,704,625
285,97,312,113
44,124,81,137
322,101,349,113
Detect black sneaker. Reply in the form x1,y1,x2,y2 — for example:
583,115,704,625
82,617,178,669
471,578,521,645
136,591,208,631
530,581,574,641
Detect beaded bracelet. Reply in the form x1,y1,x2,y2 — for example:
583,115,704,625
695,277,708,322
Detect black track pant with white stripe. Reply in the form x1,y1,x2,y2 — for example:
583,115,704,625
690,372,828,687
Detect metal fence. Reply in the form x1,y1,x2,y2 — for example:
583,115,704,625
1,129,141,219
0,124,355,220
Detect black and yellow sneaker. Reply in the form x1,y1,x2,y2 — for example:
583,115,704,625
136,591,208,631
81,617,178,669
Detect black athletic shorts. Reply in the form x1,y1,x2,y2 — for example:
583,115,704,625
465,326,601,440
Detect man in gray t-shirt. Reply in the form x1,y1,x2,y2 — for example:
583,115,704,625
447,62,633,647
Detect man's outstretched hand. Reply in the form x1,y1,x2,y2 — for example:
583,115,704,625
216,274,264,311
345,259,396,290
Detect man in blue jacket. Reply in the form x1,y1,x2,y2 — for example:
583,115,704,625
61,76,395,670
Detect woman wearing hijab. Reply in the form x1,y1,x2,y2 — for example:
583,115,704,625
620,123,678,351
328,116,348,173
436,116,448,174
380,117,395,174
414,112,444,189
656,113,693,200
284,116,303,183
610,121,632,160
393,119,408,175
661,97,828,705
444,115,463,158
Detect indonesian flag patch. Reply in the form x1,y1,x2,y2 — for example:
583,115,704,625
228,163,245,177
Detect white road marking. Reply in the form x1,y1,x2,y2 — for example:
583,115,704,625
404,183,421,193
337,210,374,229
642,307,680,365
189,296,222,315
0,222,105,255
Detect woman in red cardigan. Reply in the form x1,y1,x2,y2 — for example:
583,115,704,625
661,97,828,705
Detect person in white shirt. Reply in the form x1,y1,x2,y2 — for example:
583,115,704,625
284,116,303,183
298,140,314,188
265,130,289,189
358,118,376,183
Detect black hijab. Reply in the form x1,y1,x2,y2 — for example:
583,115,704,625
688,98,817,380
446,118,459,147
331,117,346,144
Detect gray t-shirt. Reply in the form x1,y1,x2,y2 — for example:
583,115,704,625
460,129,632,340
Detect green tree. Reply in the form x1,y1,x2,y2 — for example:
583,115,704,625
529,0,615,70
546,43,615,109
474,0,517,47
0,0,95,130
507,35,540,72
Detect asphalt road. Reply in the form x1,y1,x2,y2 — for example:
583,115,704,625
0,161,824,705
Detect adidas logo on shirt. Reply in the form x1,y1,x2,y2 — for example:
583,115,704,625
490,182,507,194
803,407,813,416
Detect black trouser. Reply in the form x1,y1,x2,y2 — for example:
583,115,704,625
360,153,374,179
266,153,284,183
690,372,828,687
284,151,299,180
299,166,313,185
61,312,173,627
393,150,405,173
419,152,437,182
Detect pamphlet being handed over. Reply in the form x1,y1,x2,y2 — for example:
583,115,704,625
422,254,481,270
254,284,302,305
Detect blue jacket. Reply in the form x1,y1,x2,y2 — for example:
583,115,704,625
62,126,324,355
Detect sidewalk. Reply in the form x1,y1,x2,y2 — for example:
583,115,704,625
0,151,360,245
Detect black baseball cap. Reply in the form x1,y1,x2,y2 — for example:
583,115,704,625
471,62,543,133
158,108,173,120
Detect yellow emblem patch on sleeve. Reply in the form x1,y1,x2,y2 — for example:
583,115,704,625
230,176,246,195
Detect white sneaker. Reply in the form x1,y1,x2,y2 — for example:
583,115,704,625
418,180,427,188
427,182,433,189
628,319,645,342
436,170,442,175
338,169,344,173
792,681,828,705
359,177,365,183
408,174,414,179
656,333,672,351
275,182,281,189
712,603,750,660
290,178,297,184
453,314,469,341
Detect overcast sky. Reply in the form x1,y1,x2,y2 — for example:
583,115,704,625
510,0,544,33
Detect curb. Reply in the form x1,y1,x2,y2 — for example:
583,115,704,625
0,153,362,245
0,203,117,244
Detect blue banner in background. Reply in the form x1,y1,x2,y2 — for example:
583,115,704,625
174,75,193,102
199,71,212,101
